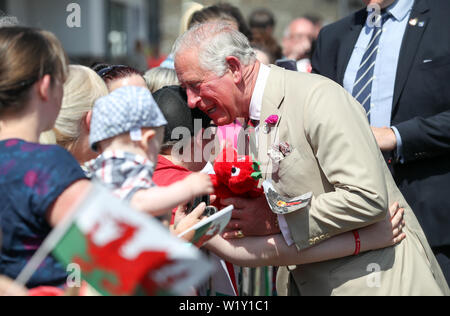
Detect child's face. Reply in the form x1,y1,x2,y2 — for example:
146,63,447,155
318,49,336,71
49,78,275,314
146,127,165,164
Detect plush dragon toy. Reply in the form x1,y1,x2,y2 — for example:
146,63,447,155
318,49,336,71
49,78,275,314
209,146,264,200
207,146,264,295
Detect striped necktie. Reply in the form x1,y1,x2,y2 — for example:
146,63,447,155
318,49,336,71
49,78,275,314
352,12,390,121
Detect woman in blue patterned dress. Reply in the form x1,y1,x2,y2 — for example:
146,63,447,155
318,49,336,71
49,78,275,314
0,27,90,288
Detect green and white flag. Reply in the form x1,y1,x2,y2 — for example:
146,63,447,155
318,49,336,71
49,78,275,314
17,184,214,296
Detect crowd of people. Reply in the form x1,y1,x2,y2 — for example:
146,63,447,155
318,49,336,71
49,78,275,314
0,0,449,296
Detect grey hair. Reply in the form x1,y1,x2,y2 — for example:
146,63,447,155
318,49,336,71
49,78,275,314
0,12,19,27
172,21,256,76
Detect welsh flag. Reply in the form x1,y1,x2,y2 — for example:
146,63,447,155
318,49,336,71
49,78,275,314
18,184,214,296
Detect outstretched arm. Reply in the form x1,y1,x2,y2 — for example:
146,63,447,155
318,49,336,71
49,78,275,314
131,172,213,217
205,203,405,267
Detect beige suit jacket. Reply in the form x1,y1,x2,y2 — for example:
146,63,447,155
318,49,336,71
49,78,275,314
256,65,449,296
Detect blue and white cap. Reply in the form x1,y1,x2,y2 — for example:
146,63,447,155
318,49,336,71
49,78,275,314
90,86,168,151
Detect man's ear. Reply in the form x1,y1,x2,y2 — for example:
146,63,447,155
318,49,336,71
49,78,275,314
225,56,243,84
37,75,52,101
140,129,156,150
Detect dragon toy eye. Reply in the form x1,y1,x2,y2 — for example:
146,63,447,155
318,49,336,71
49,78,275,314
231,166,241,177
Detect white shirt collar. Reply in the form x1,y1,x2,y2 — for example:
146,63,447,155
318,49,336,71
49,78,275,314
388,0,414,22
249,63,271,121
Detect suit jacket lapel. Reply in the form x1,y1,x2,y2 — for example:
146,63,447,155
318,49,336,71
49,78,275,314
258,65,285,179
393,0,430,111
336,9,367,85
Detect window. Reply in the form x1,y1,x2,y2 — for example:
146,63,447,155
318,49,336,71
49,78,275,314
0,0,7,13
108,1,127,58
147,0,160,47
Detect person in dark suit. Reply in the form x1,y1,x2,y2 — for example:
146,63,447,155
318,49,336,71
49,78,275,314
312,0,450,284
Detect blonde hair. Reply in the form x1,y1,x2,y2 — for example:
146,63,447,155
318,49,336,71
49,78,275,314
40,65,108,147
144,67,179,93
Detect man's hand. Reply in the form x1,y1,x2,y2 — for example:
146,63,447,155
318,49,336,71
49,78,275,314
371,127,397,152
221,195,280,239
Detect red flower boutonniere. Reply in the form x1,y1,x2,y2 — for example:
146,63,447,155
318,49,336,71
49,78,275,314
263,115,279,133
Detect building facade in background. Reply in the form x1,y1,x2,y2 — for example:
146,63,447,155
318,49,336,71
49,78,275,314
159,0,363,55
2,0,158,67
1,0,362,68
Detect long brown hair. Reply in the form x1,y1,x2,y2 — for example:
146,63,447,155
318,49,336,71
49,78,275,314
0,27,68,116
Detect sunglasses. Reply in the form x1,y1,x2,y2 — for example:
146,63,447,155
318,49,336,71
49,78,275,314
96,65,129,78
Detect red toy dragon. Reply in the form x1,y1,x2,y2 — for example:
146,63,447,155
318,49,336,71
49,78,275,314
209,146,264,200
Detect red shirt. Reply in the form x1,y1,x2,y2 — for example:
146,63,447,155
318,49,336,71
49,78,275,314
153,155,192,224
147,55,167,69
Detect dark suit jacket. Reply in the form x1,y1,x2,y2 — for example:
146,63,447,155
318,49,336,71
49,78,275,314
312,0,450,248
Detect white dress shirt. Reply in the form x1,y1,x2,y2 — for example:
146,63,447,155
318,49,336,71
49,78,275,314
249,63,295,246
343,0,414,161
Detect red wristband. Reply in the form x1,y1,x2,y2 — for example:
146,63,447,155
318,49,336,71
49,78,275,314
353,230,361,256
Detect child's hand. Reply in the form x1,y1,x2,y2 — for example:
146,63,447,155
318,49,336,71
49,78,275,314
172,202,207,242
359,202,406,252
183,173,214,197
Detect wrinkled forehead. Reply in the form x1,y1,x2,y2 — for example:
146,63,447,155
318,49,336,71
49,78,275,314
175,49,208,84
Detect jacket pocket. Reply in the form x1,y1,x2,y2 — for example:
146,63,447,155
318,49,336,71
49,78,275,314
274,148,314,198
416,54,450,103
419,54,450,69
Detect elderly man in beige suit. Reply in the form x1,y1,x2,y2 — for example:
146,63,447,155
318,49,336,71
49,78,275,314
173,21,449,296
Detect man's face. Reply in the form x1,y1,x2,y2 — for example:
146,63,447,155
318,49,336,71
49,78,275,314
175,50,242,126
282,19,315,61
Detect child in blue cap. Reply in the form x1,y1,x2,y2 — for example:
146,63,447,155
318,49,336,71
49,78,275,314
85,86,213,217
